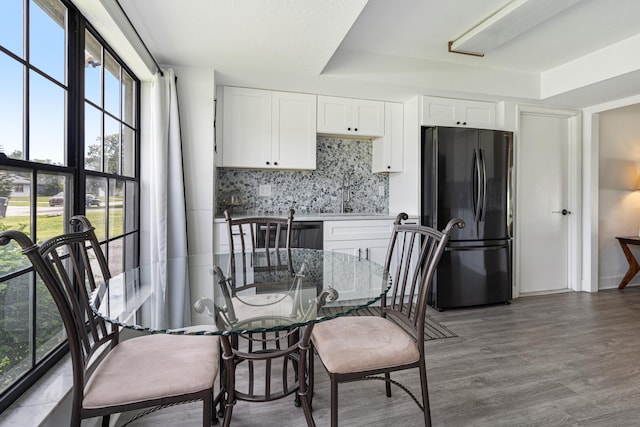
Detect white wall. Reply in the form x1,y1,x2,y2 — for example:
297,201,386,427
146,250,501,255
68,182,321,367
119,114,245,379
598,104,640,288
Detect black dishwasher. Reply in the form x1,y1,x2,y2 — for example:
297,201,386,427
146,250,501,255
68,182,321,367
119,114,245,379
256,221,323,249
291,221,323,249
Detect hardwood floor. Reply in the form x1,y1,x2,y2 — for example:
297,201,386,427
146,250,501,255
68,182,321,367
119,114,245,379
116,289,640,426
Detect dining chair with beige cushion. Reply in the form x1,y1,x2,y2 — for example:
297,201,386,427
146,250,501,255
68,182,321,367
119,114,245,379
223,209,295,286
0,215,220,427
310,213,464,427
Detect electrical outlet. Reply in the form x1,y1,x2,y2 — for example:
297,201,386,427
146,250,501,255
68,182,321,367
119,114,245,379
259,184,272,197
378,186,385,196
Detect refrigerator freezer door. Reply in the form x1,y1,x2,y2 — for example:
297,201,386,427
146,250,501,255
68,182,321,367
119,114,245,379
428,242,512,309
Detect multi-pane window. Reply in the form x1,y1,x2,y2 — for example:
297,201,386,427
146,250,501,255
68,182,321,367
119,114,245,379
0,0,140,412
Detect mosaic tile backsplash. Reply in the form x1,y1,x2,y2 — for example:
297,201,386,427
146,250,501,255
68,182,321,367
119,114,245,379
216,137,389,216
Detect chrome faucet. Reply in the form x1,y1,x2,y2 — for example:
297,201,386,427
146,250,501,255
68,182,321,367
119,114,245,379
341,172,353,213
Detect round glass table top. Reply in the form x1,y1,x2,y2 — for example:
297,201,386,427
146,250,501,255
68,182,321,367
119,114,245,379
90,248,391,335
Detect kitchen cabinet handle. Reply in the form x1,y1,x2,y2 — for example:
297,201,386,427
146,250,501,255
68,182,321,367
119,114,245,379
358,248,361,260
365,248,369,260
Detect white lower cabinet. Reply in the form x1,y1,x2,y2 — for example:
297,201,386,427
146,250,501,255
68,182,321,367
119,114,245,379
323,219,395,299
322,239,389,266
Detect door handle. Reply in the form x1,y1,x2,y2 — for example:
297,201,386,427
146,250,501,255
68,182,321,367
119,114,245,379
552,209,572,215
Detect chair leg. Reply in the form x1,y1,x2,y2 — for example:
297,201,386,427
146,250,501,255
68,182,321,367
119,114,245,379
203,391,213,427
330,376,339,427
385,372,392,397
418,363,432,427
308,344,315,408
101,414,110,427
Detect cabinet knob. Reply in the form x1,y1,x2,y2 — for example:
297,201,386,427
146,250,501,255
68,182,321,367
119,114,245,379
354,128,358,132
274,162,278,166
387,165,391,169
266,161,270,165
463,122,467,125
347,127,351,131
456,121,461,125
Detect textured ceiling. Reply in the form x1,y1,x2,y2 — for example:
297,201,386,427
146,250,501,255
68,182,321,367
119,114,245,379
118,0,640,107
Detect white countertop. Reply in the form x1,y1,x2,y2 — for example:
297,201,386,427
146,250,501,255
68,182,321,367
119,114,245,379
214,213,418,222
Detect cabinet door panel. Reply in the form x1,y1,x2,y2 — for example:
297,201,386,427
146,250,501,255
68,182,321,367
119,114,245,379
323,219,394,241
362,239,388,266
372,102,403,173
317,96,350,134
352,99,384,137
323,240,386,300
421,96,495,129
222,87,271,168
422,98,457,126
459,100,495,128
323,241,360,298
272,92,316,169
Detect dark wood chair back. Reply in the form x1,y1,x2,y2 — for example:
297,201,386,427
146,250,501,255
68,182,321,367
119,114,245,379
381,213,465,352
224,209,295,253
0,216,116,425
0,215,219,426
223,209,295,288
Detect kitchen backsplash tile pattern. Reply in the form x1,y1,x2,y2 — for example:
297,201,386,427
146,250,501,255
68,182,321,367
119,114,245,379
217,137,389,215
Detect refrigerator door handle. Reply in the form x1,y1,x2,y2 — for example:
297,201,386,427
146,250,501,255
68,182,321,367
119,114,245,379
479,147,487,221
445,243,510,252
473,147,482,226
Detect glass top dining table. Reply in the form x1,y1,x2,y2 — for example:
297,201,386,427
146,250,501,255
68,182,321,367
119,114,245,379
90,248,392,335
90,247,391,427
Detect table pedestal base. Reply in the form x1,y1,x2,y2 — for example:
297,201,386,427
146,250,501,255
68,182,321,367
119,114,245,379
219,325,316,427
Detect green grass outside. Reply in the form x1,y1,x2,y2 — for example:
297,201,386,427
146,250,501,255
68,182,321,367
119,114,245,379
0,209,124,242
8,196,121,207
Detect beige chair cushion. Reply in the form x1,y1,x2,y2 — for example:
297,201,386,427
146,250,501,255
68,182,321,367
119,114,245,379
83,333,220,409
311,316,420,374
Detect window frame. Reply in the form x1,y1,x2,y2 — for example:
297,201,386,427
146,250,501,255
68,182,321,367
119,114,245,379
0,0,141,412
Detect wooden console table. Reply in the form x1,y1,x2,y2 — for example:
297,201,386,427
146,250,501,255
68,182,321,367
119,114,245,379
616,236,640,289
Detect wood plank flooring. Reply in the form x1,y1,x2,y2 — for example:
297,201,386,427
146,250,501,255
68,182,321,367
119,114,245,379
116,289,640,426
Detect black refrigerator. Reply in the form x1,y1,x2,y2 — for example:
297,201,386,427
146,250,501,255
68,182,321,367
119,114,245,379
422,126,513,310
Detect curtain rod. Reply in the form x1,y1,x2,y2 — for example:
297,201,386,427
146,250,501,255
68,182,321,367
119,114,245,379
114,0,164,76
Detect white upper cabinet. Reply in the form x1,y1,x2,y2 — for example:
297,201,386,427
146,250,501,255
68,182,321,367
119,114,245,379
220,87,271,168
372,102,403,173
271,91,317,169
421,96,496,129
317,96,385,137
218,86,316,170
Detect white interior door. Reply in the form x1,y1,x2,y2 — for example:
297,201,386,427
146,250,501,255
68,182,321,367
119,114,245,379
518,111,575,294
